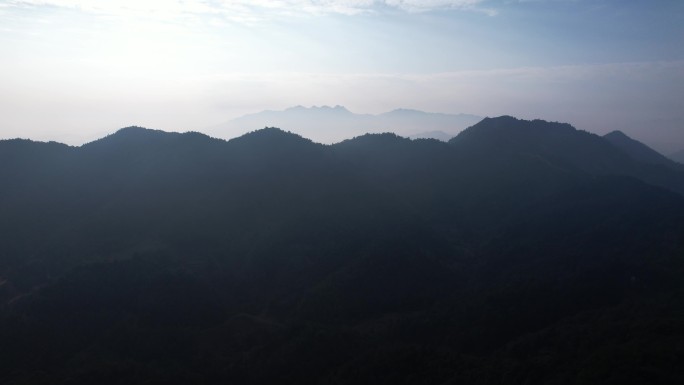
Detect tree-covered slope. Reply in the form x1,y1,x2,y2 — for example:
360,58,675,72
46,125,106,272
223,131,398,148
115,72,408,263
1,118,684,384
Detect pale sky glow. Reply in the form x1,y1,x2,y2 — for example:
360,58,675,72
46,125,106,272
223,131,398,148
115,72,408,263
1,0,683,151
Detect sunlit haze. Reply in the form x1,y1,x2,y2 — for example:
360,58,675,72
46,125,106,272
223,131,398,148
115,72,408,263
1,0,682,152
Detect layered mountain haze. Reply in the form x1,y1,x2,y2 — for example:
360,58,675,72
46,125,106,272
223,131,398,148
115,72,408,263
3,0,683,382
2,116,684,384
207,105,483,143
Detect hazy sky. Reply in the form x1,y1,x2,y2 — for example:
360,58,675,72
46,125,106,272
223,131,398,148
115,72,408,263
1,0,683,151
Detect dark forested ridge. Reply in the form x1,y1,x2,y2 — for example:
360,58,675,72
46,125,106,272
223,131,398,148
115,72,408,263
2,117,684,384
670,149,684,165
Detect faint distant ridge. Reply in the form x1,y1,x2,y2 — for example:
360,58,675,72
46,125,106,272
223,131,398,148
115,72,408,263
380,107,478,120
604,130,679,168
286,104,353,115
409,130,452,141
207,105,482,144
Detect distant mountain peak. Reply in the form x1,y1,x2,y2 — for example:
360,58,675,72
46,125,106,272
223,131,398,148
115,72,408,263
247,126,298,136
82,126,165,146
603,129,675,167
284,105,351,113
208,106,483,144
105,126,171,140
338,132,410,147
604,130,630,139
456,116,576,140
116,125,149,132
478,115,571,127
480,115,517,123
105,126,212,141
81,126,219,152
231,126,314,145
356,132,405,141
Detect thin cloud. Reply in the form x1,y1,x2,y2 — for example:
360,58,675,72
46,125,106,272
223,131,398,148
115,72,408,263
5,0,493,23
384,0,484,11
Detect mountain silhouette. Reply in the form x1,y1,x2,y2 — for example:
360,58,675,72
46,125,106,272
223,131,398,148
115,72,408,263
450,116,684,195
207,105,482,144
604,130,679,168
2,117,684,384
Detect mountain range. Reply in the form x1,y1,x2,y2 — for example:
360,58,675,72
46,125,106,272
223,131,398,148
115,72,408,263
1,116,684,384
206,105,483,143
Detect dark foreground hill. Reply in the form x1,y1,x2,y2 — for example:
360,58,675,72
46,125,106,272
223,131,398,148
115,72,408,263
670,149,684,164
1,117,684,384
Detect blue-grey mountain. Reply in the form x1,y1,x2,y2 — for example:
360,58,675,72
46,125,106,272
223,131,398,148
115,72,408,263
207,105,482,143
